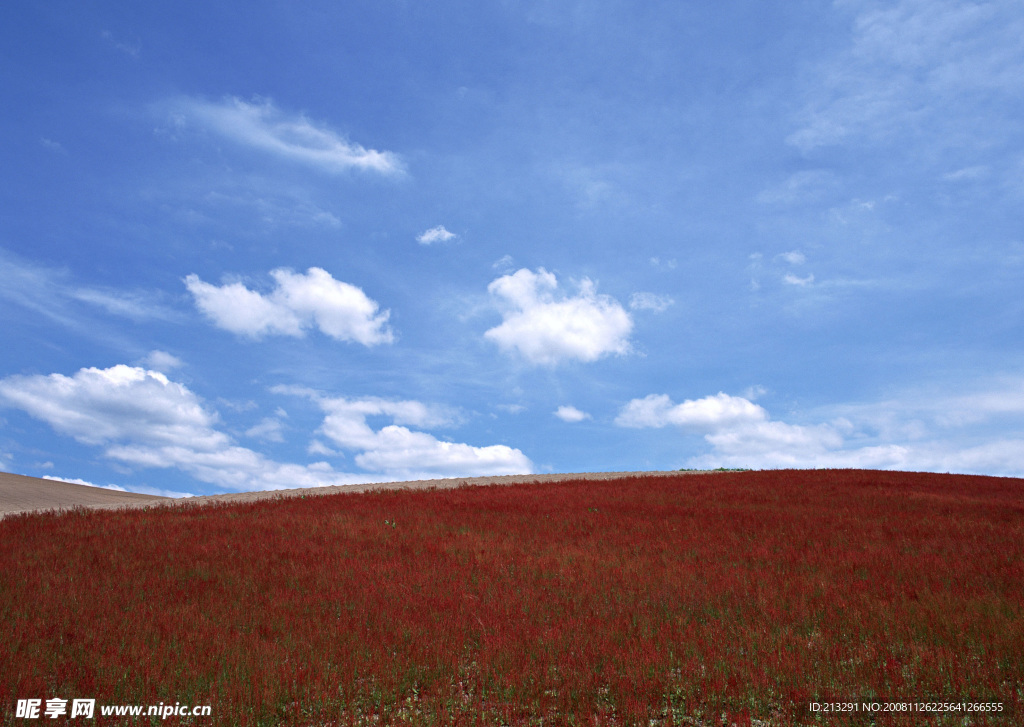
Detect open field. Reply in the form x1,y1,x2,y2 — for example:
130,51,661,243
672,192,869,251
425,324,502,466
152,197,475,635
1,469,1022,725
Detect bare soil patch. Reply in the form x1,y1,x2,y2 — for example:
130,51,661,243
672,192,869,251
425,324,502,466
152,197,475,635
0,471,169,519
0,469,689,519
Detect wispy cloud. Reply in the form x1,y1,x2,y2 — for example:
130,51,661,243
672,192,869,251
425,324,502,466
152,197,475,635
787,0,1024,154
0,248,179,329
628,292,674,312
941,165,990,183
140,350,184,373
245,416,286,443
783,273,815,287
39,138,66,154
185,267,394,345
485,268,633,366
168,96,404,176
101,30,141,58
200,187,343,229
756,170,839,204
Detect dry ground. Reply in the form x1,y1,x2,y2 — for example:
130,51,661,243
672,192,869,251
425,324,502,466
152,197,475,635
0,469,688,520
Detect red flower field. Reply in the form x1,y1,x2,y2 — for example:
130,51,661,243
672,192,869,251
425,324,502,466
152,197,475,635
1,469,1021,725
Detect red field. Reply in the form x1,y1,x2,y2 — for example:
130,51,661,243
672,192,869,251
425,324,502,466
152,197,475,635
1,469,1021,725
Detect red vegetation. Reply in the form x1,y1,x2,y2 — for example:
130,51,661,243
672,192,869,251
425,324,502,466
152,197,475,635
1,469,1022,725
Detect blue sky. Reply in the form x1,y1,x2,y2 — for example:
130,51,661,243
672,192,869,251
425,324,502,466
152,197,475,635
1,0,1023,496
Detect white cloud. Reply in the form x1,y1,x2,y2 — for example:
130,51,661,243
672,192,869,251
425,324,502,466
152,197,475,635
39,479,193,501
185,267,394,345
829,378,1024,432
743,385,768,401
616,393,768,430
43,475,128,492
617,380,1024,476
702,420,843,462
629,292,674,312
0,360,527,489
617,392,877,469
307,440,338,457
0,365,379,492
0,365,226,449
352,427,532,479
485,268,633,366
417,225,457,245
778,250,806,265
171,96,403,176
554,405,591,423
142,350,184,373
282,390,533,480
245,417,285,442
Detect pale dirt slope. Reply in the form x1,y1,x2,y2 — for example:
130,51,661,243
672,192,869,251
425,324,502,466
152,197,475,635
1,470,689,520
0,471,169,519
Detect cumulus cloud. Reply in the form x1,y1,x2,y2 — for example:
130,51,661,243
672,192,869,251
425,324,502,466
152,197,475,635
0,364,526,490
285,391,533,480
616,393,768,430
617,382,1024,476
554,405,591,423
0,365,225,449
485,268,633,366
185,267,394,345
0,365,379,492
417,225,457,245
170,96,403,175
617,391,870,469
352,428,532,479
